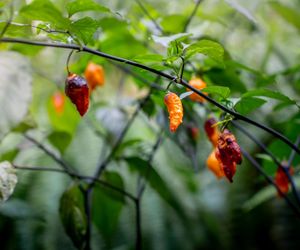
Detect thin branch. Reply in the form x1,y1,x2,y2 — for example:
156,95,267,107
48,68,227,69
137,132,164,199
0,2,14,38
232,121,300,209
83,188,92,250
91,90,152,183
134,0,163,33
135,200,142,250
0,38,299,155
23,134,73,174
240,147,300,217
183,0,203,32
287,136,300,168
13,165,137,202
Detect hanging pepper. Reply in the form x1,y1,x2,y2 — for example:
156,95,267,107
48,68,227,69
164,92,183,132
84,62,105,91
207,149,225,179
186,77,208,102
204,118,219,147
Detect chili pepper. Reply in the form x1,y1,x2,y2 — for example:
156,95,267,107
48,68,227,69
187,77,208,102
164,92,183,132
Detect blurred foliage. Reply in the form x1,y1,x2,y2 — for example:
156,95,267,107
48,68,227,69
0,0,300,249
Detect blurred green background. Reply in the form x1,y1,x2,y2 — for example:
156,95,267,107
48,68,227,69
0,0,300,249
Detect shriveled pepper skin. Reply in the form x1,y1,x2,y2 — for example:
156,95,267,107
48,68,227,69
164,92,183,132
65,73,89,116
215,129,242,182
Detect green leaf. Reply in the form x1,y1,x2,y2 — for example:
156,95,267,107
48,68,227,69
20,0,70,29
184,40,225,66
124,157,185,219
160,14,186,33
270,2,300,31
67,0,110,17
0,52,32,140
234,97,266,114
92,173,124,242
0,161,17,202
242,88,297,104
0,150,19,162
201,86,230,99
100,171,126,203
59,183,86,249
152,33,191,47
69,17,99,44
47,92,80,136
243,185,276,212
48,131,72,154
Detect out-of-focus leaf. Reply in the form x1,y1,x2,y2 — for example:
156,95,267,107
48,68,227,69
235,97,266,114
0,52,32,139
20,0,70,29
152,33,191,47
124,157,186,219
115,139,143,156
69,17,100,44
0,150,19,162
59,183,86,249
67,0,110,17
224,0,257,24
201,86,230,99
160,14,186,33
92,172,124,242
243,185,276,212
48,131,72,154
0,161,17,202
242,89,297,105
255,154,273,162
184,40,225,66
270,2,300,30
47,91,80,135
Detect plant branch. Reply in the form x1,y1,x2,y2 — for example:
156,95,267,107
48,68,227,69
23,134,74,174
183,0,203,32
13,165,137,202
0,37,299,155
91,90,152,183
232,121,300,209
134,0,163,33
0,3,13,39
287,136,300,168
135,199,142,250
240,147,300,217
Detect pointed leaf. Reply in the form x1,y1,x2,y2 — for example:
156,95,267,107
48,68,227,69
67,0,110,17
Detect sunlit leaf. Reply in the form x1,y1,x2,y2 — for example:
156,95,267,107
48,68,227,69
235,97,266,114
152,33,191,47
20,0,70,29
184,40,225,65
201,86,230,99
69,17,100,44
67,0,110,17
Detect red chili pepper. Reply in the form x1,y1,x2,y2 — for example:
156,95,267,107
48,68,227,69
65,73,89,116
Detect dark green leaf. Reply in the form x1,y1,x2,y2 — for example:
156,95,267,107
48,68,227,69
270,2,300,30
235,97,266,114
48,131,72,154
124,157,185,219
0,150,19,162
242,88,297,105
201,86,230,99
69,17,99,44
100,171,126,203
184,40,225,65
59,183,86,249
92,176,124,242
20,0,70,29
67,0,110,17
